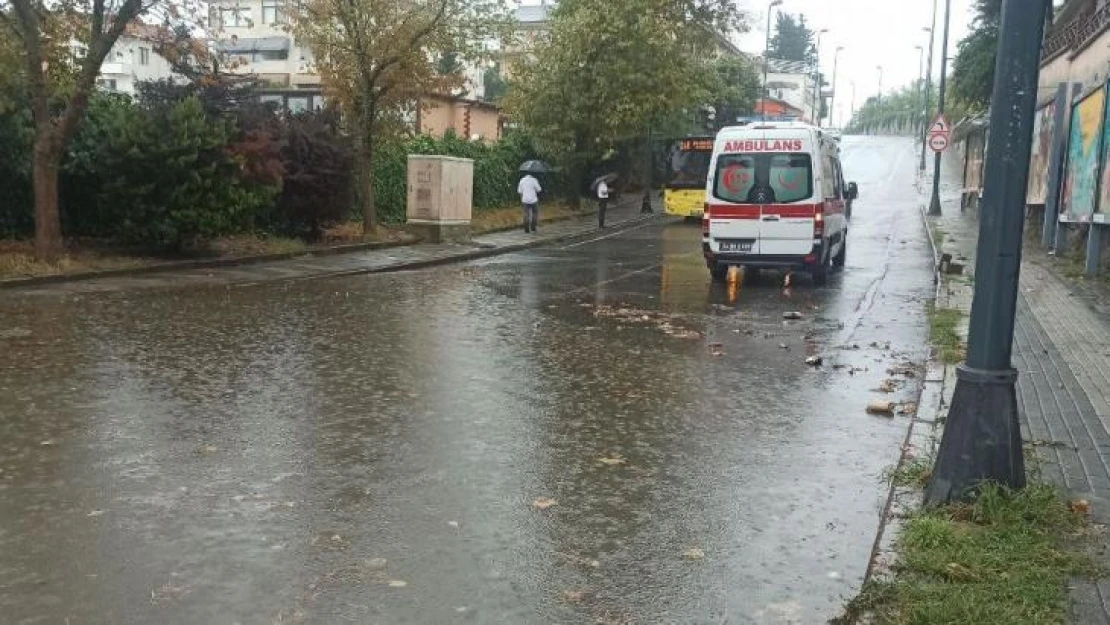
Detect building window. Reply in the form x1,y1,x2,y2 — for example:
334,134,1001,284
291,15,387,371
97,79,118,91
262,0,282,25
220,7,250,27
139,47,150,66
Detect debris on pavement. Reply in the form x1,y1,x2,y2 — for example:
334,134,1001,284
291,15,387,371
598,454,626,466
898,402,918,416
783,311,803,320
877,379,898,393
682,548,705,560
1070,499,1092,516
533,497,558,510
805,356,824,367
708,343,724,356
867,400,896,416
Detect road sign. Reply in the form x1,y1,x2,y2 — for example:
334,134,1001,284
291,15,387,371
929,133,950,153
928,114,951,136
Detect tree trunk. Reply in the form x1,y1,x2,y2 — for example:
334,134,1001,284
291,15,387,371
360,136,378,237
32,135,63,262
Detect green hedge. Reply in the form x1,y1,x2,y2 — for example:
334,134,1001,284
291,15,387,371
0,88,556,242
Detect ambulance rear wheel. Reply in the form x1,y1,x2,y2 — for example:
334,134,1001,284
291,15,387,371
833,239,847,268
710,264,729,282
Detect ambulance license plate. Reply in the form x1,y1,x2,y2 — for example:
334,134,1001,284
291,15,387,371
719,240,753,253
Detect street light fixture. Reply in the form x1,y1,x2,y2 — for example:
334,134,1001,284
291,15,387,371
813,28,829,125
762,0,784,117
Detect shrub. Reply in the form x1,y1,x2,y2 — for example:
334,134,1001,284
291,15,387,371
95,96,276,248
277,110,354,239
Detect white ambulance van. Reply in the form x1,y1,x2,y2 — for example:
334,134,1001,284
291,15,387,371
701,122,857,285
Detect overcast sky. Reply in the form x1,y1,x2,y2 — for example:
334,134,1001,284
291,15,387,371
517,0,976,127
734,0,975,125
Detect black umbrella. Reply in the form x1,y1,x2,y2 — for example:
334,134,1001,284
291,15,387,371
519,160,552,174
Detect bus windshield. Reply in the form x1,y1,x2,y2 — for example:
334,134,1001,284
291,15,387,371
664,138,713,189
713,153,813,204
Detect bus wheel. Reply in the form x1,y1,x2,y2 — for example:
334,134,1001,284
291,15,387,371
710,264,729,282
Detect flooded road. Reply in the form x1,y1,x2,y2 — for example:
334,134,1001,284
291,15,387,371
0,137,933,624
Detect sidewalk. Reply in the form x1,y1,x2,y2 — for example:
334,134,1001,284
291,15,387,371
5,198,659,294
927,178,1110,622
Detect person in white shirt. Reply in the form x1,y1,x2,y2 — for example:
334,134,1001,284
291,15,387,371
517,174,542,233
597,180,610,228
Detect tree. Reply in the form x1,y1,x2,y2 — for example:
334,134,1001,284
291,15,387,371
950,0,1002,111
290,0,509,235
505,0,744,198
767,13,815,64
703,55,761,129
482,63,507,103
2,0,189,260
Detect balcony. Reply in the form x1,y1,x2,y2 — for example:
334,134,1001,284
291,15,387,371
1042,2,1110,61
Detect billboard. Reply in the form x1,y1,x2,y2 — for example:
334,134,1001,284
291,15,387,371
1027,101,1056,205
1062,86,1106,221
1100,83,1110,214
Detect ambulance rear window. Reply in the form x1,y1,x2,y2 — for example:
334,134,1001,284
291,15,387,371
714,153,813,204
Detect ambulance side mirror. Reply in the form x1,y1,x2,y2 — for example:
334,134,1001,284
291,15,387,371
847,182,859,200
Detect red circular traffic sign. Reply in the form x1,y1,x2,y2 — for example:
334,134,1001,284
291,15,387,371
928,133,949,153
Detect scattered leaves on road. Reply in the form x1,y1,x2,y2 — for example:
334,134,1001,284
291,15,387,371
682,547,705,560
598,455,626,466
877,379,898,393
708,343,724,356
867,400,896,416
387,580,408,588
533,497,558,510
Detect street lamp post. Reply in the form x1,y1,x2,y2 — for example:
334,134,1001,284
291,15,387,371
927,0,952,216
828,47,844,129
876,65,883,100
924,0,1047,504
916,44,925,145
920,2,937,171
813,28,828,126
762,0,784,117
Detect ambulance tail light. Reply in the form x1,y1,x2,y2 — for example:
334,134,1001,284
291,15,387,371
813,210,824,236
702,206,710,236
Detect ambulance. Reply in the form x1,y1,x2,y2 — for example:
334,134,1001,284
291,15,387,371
701,121,857,285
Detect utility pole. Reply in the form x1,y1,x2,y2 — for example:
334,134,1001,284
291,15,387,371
920,1,937,171
876,65,883,100
916,44,925,145
762,0,784,117
924,0,1047,504
829,47,844,129
813,28,828,126
927,0,952,216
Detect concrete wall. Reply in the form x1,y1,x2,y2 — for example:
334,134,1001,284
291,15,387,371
419,98,502,142
1038,19,1110,103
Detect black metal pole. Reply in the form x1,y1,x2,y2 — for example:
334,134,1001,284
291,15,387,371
927,0,952,215
920,0,937,171
923,0,1046,504
641,125,653,214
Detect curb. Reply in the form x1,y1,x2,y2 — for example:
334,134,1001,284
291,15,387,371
0,204,649,290
844,203,952,623
3,211,664,290
249,212,665,286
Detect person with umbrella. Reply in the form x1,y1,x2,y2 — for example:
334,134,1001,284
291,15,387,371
517,160,549,233
592,173,617,228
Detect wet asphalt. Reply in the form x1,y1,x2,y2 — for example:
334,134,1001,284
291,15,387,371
0,136,933,624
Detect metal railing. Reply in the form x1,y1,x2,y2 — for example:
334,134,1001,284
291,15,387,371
1042,3,1110,60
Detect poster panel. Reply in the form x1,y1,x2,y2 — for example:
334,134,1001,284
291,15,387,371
1062,86,1106,221
965,132,985,192
1099,81,1110,214
1027,101,1056,205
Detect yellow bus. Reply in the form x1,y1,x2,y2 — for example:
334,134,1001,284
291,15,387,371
662,136,714,219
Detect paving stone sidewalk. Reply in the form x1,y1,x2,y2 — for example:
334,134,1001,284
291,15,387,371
6,198,659,294
929,180,1110,622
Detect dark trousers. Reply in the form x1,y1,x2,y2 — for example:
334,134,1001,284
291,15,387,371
522,203,538,232
598,198,608,227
